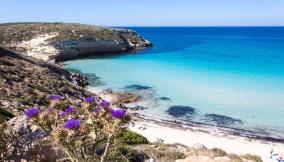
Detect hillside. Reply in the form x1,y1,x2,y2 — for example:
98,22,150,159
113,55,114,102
0,47,93,120
0,22,152,61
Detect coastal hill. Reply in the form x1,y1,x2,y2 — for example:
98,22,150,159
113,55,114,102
0,25,262,162
0,22,152,62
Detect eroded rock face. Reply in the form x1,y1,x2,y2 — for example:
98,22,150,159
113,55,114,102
101,91,140,105
0,116,60,162
0,23,153,62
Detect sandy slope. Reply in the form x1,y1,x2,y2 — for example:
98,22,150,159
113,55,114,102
17,33,59,61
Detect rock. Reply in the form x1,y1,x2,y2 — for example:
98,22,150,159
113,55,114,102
166,105,196,118
192,143,206,150
101,92,140,105
204,114,242,126
0,23,153,62
213,156,232,162
69,72,89,87
0,116,61,161
160,97,170,101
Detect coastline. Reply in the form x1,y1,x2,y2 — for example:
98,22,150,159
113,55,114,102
3,22,283,161
0,23,152,62
94,87,284,161
129,113,284,162
94,86,284,142
131,112,284,143
2,22,284,162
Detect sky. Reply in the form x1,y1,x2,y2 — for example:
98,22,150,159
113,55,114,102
1,0,284,26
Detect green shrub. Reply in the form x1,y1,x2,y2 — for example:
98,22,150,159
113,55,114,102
0,124,7,156
0,115,6,124
157,151,186,161
107,145,149,162
116,146,139,162
118,130,149,145
210,148,227,157
227,154,243,162
0,108,15,124
241,154,263,162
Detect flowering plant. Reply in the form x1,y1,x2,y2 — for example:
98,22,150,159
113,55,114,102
26,96,130,162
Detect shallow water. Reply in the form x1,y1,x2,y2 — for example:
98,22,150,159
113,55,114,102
64,27,284,138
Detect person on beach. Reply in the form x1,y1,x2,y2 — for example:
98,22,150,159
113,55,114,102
276,156,284,161
270,148,284,162
277,155,283,162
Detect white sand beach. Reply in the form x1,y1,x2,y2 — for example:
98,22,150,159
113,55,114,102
129,120,284,162
97,89,284,161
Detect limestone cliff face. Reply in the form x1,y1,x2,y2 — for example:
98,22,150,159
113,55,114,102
0,23,152,61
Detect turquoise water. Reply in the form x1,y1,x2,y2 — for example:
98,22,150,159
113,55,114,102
64,27,284,138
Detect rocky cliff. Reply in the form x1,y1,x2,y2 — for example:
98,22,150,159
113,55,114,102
0,22,152,61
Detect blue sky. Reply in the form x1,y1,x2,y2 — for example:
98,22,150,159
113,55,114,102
1,0,283,26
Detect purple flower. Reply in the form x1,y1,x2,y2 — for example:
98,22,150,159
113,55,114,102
60,107,75,118
111,108,127,119
100,100,110,107
60,111,67,118
47,108,55,114
64,119,80,129
50,95,62,100
96,147,106,156
64,107,75,114
85,97,94,102
93,108,101,114
26,107,40,119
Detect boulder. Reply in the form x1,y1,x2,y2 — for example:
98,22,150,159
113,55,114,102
0,116,61,162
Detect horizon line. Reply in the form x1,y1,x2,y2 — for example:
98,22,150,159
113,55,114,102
1,21,284,28
112,25,284,28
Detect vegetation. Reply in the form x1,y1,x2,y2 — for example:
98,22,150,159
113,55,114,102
0,108,15,124
0,48,91,115
0,22,146,53
0,124,6,154
118,130,149,145
241,154,263,162
24,96,130,162
210,148,228,157
0,23,114,44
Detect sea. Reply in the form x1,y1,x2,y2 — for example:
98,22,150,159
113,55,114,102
64,27,284,140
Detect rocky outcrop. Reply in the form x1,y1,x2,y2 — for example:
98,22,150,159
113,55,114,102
0,22,152,62
0,116,65,162
100,91,140,105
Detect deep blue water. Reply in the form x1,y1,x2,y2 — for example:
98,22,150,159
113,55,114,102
64,27,284,138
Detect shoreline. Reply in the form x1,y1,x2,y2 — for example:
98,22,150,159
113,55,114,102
94,86,284,143
95,88,284,161
4,23,284,161
131,112,284,144
129,113,284,162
